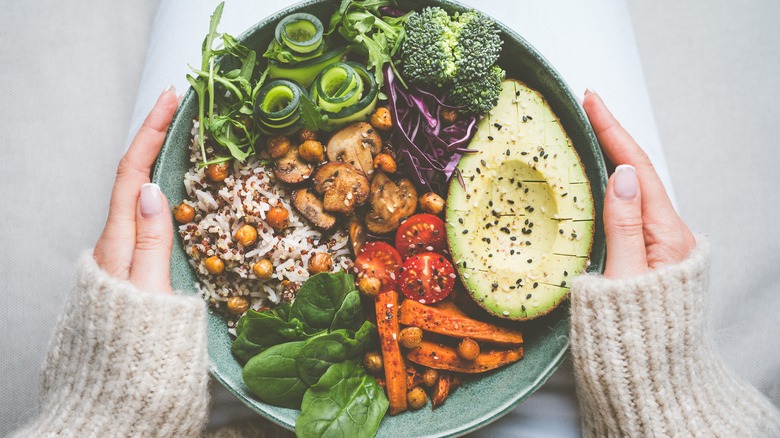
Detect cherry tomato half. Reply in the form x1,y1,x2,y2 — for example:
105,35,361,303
354,241,403,292
398,252,455,304
395,214,447,259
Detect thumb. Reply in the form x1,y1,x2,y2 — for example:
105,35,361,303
603,165,648,279
129,183,174,293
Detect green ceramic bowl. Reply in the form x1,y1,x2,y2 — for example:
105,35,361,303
154,0,607,435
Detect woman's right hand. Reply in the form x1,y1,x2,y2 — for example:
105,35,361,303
583,89,696,279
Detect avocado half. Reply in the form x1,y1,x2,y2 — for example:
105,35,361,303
446,79,594,321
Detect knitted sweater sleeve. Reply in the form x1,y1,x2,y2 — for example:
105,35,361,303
12,254,210,437
570,240,780,437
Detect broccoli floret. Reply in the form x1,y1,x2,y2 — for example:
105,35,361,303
449,65,505,115
401,7,504,114
453,11,503,81
401,7,459,87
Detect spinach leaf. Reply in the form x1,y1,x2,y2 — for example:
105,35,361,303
242,341,309,409
289,271,358,333
330,289,365,332
231,308,311,363
296,321,375,385
296,361,388,438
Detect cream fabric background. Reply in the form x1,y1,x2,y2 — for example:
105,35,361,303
1,0,778,436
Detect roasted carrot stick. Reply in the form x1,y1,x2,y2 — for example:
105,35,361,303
399,299,524,346
375,291,407,415
406,341,524,373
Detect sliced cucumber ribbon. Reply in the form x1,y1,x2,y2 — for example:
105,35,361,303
254,79,306,135
275,13,324,55
311,62,378,128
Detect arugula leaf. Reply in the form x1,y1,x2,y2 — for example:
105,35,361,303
299,93,330,132
328,0,409,87
296,361,388,438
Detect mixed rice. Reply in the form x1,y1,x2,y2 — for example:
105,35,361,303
178,123,352,319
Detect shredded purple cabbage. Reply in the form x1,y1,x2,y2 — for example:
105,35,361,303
384,65,479,195
378,6,406,18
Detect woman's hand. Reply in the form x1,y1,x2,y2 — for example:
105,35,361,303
93,87,179,293
583,89,696,279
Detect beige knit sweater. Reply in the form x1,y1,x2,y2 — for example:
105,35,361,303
12,243,780,437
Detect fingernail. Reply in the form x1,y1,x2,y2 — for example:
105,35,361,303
140,183,162,218
614,165,638,200
162,85,176,96
585,88,597,97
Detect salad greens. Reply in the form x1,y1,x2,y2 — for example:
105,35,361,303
187,2,267,166
234,271,385,437
327,0,410,88
296,361,388,438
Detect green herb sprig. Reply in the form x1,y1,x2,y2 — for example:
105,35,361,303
187,2,268,166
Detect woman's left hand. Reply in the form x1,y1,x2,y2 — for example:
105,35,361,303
93,87,179,293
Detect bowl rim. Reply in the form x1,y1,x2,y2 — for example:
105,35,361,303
153,0,606,435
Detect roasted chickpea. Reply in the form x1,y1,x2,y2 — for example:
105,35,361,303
204,256,224,275
441,108,459,124
370,106,393,131
266,135,291,159
235,224,258,246
399,327,423,349
358,276,381,297
421,368,439,388
373,153,397,174
173,203,196,223
226,296,249,314
299,129,317,142
252,259,274,279
206,162,230,182
419,192,445,215
308,252,333,274
266,205,290,230
362,351,384,374
298,139,325,163
457,337,480,361
407,386,428,410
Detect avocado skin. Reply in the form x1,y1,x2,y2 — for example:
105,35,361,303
446,79,594,321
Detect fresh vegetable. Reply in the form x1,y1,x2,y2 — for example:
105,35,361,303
375,290,407,415
236,272,380,435
446,79,595,320
406,341,524,373
276,13,325,55
312,62,379,128
268,46,350,88
296,361,389,438
398,252,455,304
398,299,524,346
401,7,504,114
242,341,309,408
296,321,375,385
395,214,447,259
254,79,306,135
264,13,326,63
327,0,410,88
353,241,402,293
288,271,365,333
448,64,506,115
187,3,265,165
384,65,478,195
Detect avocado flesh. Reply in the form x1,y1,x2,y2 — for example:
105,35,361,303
446,79,594,320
